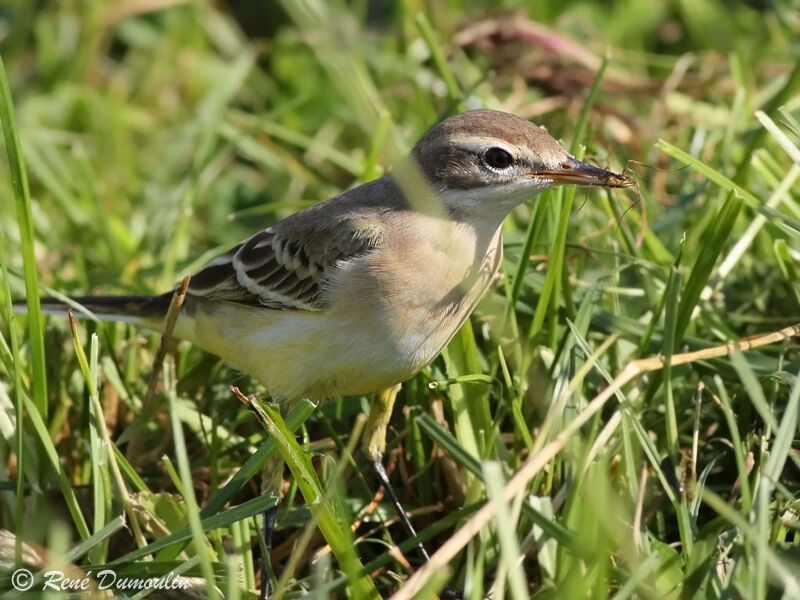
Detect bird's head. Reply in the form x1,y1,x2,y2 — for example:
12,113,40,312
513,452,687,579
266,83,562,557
410,109,632,216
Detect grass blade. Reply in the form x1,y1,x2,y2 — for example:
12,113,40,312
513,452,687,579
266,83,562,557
166,362,220,600
252,400,380,600
0,56,48,418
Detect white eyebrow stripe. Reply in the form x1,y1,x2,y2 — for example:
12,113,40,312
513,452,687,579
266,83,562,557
447,134,517,153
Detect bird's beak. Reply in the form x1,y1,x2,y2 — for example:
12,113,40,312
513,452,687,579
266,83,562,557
529,156,634,188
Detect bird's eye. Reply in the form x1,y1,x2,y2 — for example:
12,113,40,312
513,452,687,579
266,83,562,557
484,147,514,170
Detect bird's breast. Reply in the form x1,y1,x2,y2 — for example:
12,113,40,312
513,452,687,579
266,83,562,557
329,216,504,377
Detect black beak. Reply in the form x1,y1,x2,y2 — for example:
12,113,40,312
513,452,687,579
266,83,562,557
529,156,633,188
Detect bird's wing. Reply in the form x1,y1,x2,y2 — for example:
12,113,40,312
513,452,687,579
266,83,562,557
186,217,385,310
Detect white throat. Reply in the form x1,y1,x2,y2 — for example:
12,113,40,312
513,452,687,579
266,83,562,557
440,179,552,228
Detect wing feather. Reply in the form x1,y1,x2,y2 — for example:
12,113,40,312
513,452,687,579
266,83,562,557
187,219,383,310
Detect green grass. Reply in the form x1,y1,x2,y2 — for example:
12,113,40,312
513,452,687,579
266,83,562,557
1,1,799,598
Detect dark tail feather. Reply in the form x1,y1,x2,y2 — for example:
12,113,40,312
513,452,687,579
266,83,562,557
13,294,172,327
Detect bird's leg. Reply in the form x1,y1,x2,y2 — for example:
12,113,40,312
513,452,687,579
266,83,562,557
365,384,430,563
258,395,300,600
259,450,283,600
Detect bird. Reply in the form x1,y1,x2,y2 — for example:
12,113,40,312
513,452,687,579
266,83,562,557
20,109,633,597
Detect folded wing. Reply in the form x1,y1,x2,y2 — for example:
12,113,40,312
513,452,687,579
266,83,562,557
187,218,385,310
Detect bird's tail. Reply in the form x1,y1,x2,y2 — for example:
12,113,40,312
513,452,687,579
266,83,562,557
13,294,173,330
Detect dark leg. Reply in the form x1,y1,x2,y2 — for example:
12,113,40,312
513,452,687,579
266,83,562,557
373,453,463,599
366,387,463,599
372,455,430,562
260,504,278,600
258,437,286,599
365,385,431,562
257,397,299,599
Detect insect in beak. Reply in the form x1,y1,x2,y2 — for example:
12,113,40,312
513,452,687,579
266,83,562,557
529,156,635,188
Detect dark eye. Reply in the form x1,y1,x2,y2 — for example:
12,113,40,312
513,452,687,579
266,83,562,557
484,147,514,170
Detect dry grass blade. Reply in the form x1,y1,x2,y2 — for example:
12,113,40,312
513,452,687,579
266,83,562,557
125,277,191,462
143,276,191,412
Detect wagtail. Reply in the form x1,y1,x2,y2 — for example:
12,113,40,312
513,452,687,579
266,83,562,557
23,109,632,595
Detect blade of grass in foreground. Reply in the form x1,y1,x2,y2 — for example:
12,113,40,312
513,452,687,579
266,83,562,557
107,493,278,567
202,400,316,516
152,398,318,564
702,489,800,598
253,400,380,600
271,413,367,598
441,319,492,494
166,361,220,600
68,319,148,552
709,376,753,511
0,256,25,564
526,55,607,348
20,392,91,539
0,56,48,418
483,461,527,600
656,82,800,345
751,366,800,599
415,412,574,547
655,139,800,234
414,12,462,106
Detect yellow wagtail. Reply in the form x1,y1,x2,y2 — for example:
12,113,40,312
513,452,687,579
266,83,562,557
25,109,632,595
